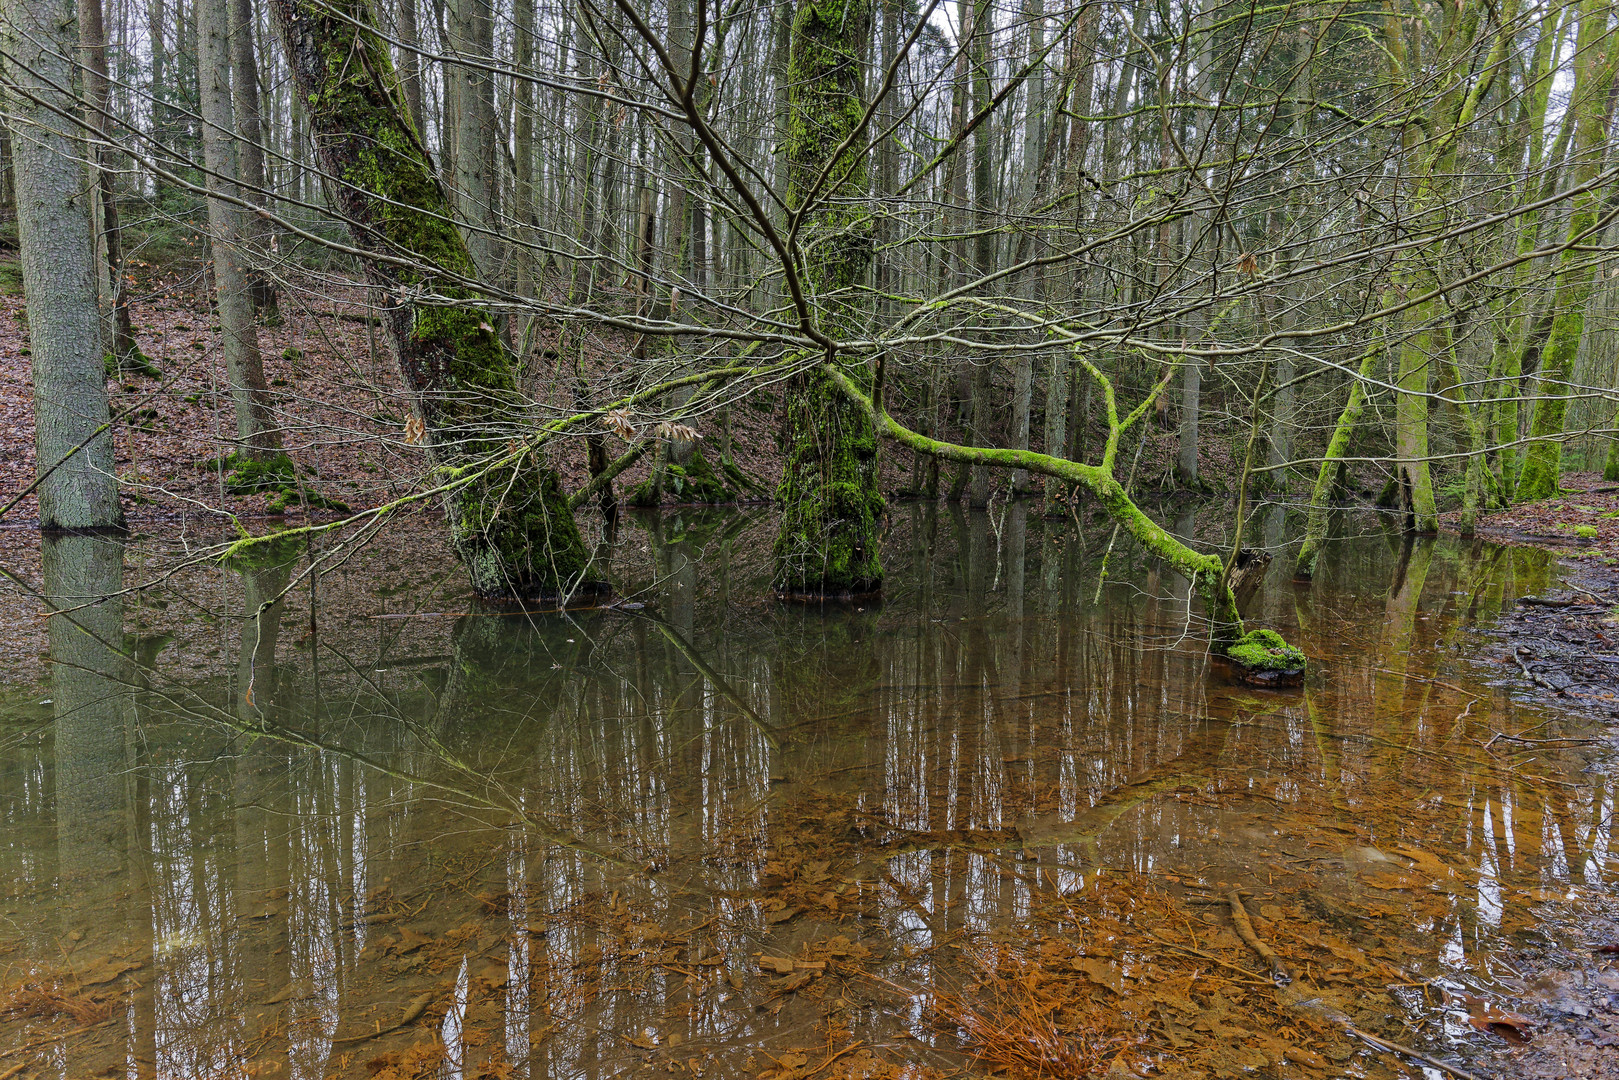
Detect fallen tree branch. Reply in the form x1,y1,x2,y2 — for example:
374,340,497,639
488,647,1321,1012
1227,891,1291,985
1347,1026,1489,1080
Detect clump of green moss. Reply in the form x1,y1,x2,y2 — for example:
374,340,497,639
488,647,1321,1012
1572,523,1598,540
105,349,161,379
208,452,350,514
1226,629,1307,673
218,451,296,493
629,449,735,506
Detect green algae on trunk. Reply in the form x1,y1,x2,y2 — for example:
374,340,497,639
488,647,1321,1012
772,0,886,598
1512,0,1617,504
265,0,590,599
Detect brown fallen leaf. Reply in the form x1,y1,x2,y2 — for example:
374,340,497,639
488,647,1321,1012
758,955,796,975
395,928,431,955
1461,995,1533,1044
766,906,803,926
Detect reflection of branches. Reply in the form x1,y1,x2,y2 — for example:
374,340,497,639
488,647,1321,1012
636,611,780,750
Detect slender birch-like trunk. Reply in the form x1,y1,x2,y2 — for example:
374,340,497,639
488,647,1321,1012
199,0,280,460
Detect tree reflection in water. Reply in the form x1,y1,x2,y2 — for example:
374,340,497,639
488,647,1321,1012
0,507,1612,1079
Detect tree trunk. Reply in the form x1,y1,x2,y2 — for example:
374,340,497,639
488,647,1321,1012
1295,346,1379,579
772,0,884,597
510,0,535,309
199,0,280,460
1514,0,1618,502
396,0,425,128
449,0,499,281
231,0,277,315
77,0,142,369
3,0,123,528
267,0,593,599
966,0,993,507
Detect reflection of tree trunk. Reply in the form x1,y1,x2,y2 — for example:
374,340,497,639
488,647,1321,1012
235,560,291,720
1374,535,1434,765
44,531,130,1075
231,558,292,1065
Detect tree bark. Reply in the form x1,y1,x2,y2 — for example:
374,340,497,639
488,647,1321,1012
1514,0,1618,502
395,0,425,129
2,0,123,528
77,0,142,368
449,0,499,281
199,0,280,459
966,0,993,507
772,0,885,597
231,0,277,314
267,0,593,599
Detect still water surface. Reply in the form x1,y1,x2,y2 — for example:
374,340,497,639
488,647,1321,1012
0,505,1613,1079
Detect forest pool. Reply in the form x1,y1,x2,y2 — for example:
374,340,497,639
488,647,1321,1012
0,503,1614,1079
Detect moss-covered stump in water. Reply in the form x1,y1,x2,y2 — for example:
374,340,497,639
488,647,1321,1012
452,457,592,598
774,367,884,598
267,0,591,599
1221,629,1307,688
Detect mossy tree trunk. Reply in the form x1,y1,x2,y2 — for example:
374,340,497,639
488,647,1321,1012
267,0,591,599
1295,346,1378,579
771,0,885,598
1512,0,1615,502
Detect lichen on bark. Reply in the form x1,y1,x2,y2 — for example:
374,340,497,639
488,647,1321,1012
267,0,590,598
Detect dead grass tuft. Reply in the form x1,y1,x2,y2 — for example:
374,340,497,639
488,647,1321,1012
0,976,118,1025
919,949,1129,1079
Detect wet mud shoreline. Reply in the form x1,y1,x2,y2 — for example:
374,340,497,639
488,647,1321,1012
1443,491,1619,1079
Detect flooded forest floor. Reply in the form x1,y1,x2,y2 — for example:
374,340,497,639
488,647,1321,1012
2,492,1619,1078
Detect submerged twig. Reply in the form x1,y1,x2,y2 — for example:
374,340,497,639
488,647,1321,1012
1347,1026,1489,1080
1226,891,1291,985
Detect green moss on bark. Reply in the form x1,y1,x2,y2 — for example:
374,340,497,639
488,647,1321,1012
270,0,590,598
774,368,884,596
771,0,885,597
628,448,732,506
1297,348,1378,578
